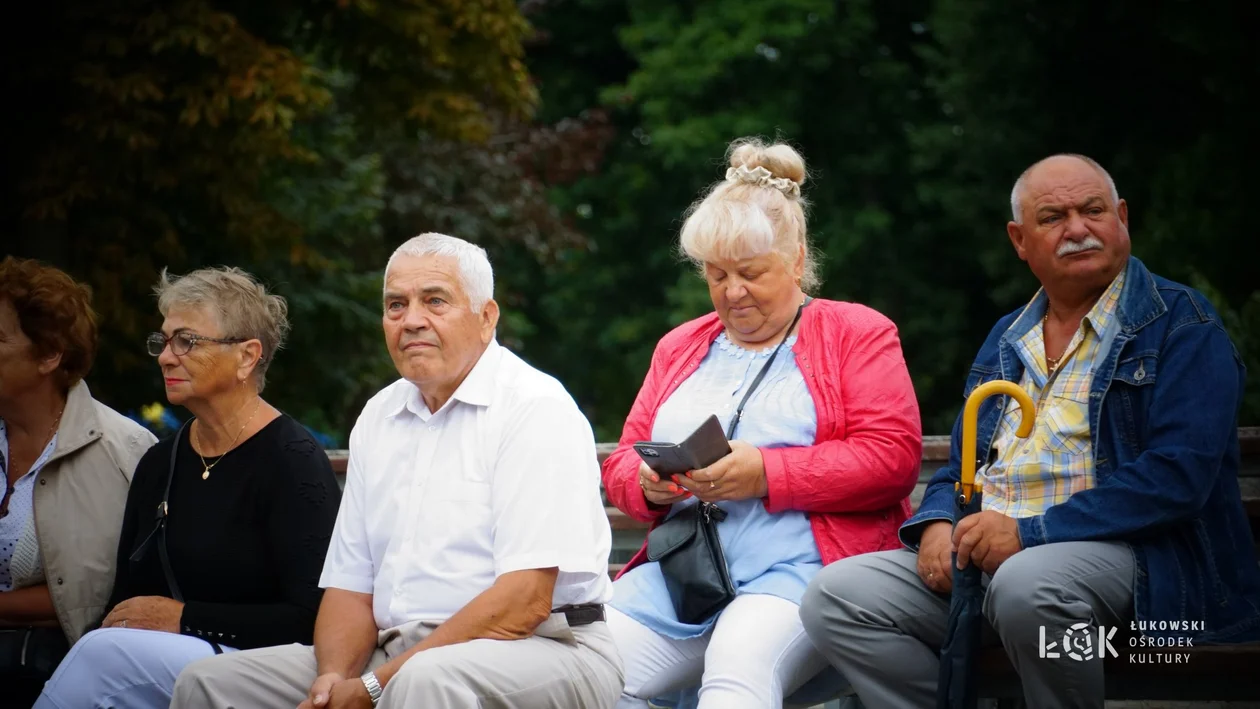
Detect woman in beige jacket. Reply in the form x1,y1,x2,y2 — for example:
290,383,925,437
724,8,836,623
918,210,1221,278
0,256,156,707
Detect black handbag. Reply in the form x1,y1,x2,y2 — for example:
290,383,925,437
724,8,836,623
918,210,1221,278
645,299,808,625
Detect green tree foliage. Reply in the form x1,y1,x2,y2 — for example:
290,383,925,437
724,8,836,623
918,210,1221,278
6,0,1255,443
5,0,560,441
515,0,1258,439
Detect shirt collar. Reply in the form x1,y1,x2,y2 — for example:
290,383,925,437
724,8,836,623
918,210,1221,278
1081,266,1127,337
386,340,501,420
1005,265,1128,341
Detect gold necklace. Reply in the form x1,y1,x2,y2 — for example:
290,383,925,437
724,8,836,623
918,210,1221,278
1043,311,1063,372
2,405,62,504
194,397,263,480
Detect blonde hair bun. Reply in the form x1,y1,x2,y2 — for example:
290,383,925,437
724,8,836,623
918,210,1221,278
678,136,820,292
729,139,806,187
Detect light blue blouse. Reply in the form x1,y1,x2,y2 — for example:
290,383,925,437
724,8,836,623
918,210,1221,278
0,420,58,592
610,332,822,640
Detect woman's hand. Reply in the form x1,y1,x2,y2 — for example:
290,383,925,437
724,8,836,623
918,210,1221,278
638,461,691,508
675,441,768,503
101,596,184,633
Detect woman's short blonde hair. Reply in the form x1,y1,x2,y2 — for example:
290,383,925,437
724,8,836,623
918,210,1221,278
679,137,819,291
154,266,290,392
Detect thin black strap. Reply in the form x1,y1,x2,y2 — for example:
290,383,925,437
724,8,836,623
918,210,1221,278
726,298,810,440
130,420,190,602
158,421,188,602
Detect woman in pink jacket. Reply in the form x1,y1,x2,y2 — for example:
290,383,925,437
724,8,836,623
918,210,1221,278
602,138,923,709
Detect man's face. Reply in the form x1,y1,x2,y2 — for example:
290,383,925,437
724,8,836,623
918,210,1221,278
382,254,498,397
1007,156,1132,291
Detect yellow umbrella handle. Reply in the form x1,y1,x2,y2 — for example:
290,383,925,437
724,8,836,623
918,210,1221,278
959,380,1035,502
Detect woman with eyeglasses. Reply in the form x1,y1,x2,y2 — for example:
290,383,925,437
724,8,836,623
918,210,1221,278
0,257,157,709
34,266,341,709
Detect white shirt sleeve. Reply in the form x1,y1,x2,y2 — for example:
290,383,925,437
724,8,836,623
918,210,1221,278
490,394,607,581
318,420,376,594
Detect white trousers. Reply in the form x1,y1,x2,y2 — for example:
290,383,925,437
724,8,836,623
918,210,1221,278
608,593,828,709
32,627,237,709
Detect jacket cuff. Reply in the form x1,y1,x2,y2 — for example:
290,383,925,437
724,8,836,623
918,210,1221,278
1017,515,1046,548
898,514,954,551
760,448,791,514
179,602,240,647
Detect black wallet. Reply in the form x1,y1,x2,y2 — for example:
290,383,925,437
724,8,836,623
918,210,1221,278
633,414,731,477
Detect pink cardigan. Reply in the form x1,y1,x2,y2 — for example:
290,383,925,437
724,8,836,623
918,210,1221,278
603,298,923,578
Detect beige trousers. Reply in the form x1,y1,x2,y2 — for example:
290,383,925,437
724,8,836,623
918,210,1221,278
170,614,624,709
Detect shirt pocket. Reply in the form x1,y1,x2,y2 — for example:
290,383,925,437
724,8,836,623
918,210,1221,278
421,478,493,545
1045,389,1091,457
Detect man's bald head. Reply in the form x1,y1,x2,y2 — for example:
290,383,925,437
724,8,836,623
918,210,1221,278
1010,154,1120,225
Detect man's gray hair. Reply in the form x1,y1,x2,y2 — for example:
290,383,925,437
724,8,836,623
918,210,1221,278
385,233,495,310
1010,153,1120,224
154,266,290,393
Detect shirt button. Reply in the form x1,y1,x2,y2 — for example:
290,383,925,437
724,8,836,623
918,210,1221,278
428,425,437,431
40,479,47,486
56,578,64,585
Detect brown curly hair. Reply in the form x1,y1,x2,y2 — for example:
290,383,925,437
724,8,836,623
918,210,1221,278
0,256,99,388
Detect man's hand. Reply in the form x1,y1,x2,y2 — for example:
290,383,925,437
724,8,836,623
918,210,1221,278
916,521,955,594
675,440,767,503
100,596,184,633
324,678,372,709
953,510,1023,574
298,672,344,709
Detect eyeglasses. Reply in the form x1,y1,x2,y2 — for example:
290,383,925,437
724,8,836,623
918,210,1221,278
146,331,246,357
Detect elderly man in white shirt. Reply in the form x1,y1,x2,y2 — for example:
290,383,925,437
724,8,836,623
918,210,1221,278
170,233,622,709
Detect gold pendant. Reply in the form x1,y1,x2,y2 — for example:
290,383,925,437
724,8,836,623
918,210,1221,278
202,469,210,480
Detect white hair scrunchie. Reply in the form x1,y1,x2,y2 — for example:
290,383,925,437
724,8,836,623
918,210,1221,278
725,165,801,199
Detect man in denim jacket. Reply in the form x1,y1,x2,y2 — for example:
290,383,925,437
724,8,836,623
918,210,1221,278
800,154,1260,709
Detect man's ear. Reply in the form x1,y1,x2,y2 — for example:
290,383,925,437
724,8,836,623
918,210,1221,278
480,299,501,344
1117,198,1129,229
1007,221,1029,262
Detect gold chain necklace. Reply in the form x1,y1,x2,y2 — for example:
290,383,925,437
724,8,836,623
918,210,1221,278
2,406,62,505
1043,311,1063,372
194,397,263,480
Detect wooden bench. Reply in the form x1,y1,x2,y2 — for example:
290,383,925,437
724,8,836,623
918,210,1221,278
325,427,1260,704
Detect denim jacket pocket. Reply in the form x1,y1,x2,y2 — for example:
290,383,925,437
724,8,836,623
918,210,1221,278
1113,353,1158,388
963,366,1001,398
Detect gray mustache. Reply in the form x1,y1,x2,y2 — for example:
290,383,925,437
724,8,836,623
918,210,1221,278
1057,235,1104,257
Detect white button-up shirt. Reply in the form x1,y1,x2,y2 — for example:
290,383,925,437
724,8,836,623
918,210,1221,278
320,340,613,630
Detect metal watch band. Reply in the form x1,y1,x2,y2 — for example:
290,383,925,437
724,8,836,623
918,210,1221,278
361,671,383,706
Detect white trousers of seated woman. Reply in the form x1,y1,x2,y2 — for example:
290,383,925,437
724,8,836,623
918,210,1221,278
32,627,237,709
608,593,829,709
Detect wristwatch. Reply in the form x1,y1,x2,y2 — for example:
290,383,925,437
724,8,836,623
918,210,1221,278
360,671,383,706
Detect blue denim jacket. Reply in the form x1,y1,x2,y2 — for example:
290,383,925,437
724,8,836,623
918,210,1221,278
902,256,1260,643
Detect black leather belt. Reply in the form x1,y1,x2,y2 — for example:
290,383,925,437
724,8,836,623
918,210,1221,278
554,604,605,626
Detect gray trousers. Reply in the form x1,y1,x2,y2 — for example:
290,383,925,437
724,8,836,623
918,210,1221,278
799,542,1134,709
170,613,624,709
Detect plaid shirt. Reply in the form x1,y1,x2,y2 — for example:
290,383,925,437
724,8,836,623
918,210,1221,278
978,268,1127,518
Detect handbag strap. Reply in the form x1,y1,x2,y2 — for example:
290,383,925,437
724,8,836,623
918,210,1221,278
697,297,810,522
725,297,811,440
129,419,189,603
